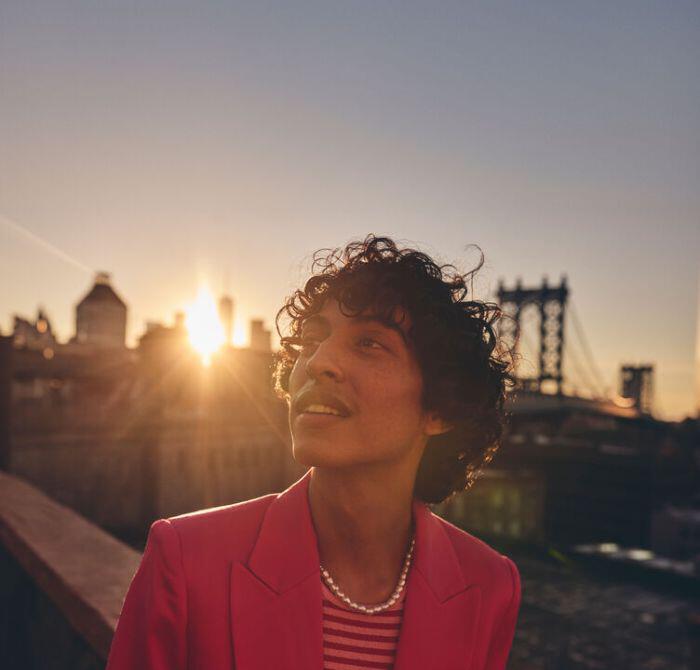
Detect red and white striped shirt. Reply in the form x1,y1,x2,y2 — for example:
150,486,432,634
321,580,406,670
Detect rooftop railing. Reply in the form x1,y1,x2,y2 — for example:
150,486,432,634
0,471,139,669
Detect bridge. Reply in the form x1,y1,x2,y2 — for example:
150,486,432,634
496,276,653,414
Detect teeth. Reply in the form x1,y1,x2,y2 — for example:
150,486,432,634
303,404,342,416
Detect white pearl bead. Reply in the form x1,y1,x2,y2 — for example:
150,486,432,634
319,533,415,614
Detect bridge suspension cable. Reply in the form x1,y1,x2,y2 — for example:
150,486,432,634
568,299,610,399
564,332,605,399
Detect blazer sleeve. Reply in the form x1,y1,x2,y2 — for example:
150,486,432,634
106,519,188,670
484,556,522,670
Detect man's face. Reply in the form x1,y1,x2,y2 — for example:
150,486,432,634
288,298,441,468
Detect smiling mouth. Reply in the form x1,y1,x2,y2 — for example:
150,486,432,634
299,403,345,417
294,402,352,426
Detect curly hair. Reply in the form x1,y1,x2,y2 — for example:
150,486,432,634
273,235,515,504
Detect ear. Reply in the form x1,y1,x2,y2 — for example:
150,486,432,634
424,411,453,437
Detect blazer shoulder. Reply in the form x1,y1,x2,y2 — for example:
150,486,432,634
165,491,278,565
432,511,519,602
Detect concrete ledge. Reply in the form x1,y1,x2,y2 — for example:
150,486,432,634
0,471,140,660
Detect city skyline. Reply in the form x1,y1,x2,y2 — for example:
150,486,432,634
3,256,696,422
1,2,698,420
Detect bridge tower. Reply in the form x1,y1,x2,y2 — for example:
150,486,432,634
496,276,569,394
619,364,654,415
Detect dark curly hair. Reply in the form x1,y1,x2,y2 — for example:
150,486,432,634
273,235,515,504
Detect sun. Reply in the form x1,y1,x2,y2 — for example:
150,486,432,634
184,286,225,366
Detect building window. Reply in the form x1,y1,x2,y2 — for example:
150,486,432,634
509,520,522,538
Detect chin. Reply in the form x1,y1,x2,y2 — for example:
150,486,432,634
291,438,357,468
292,441,337,467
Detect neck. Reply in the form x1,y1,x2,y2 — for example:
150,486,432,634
307,461,417,604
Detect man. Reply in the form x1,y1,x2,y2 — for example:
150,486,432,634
107,234,521,670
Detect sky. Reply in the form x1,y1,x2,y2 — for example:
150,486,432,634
0,1,698,420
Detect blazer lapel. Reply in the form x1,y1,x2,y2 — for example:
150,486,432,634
230,565,322,670
230,472,482,670
394,501,482,670
230,470,324,670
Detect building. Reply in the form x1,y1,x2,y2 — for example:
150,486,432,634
218,295,234,346
74,272,127,349
620,364,654,415
250,319,271,353
12,308,57,354
435,468,545,544
492,391,696,549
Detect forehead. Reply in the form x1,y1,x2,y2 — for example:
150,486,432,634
302,299,412,338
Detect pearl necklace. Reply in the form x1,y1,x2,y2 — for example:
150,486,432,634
320,537,415,615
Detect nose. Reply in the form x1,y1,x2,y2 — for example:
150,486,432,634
304,336,345,383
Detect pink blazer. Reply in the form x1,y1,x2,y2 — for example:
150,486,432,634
106,470,521,669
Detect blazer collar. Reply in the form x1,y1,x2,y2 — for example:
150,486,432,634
231,470,482,670
247,469,471,600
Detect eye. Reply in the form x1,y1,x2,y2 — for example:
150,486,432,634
357,337,384,351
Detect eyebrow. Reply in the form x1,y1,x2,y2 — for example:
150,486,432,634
301,313,409,344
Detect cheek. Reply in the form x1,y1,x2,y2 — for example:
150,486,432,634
353,379,424,455
287,358,305,395
363,371,424,420
395,383,425,421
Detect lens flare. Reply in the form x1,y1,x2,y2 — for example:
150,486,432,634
185,287,225,366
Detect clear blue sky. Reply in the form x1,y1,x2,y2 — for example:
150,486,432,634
1,1,698,419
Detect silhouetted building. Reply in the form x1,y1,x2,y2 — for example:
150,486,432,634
74,272,127,349
620,364,654,415
137,318,190,374
6,279,295,538
436,468,546,544
495,391,695,549
250,319,271,353
218,295,234,346
12,308,57,353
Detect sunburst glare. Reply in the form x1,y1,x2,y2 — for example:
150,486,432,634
185,286,225,366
